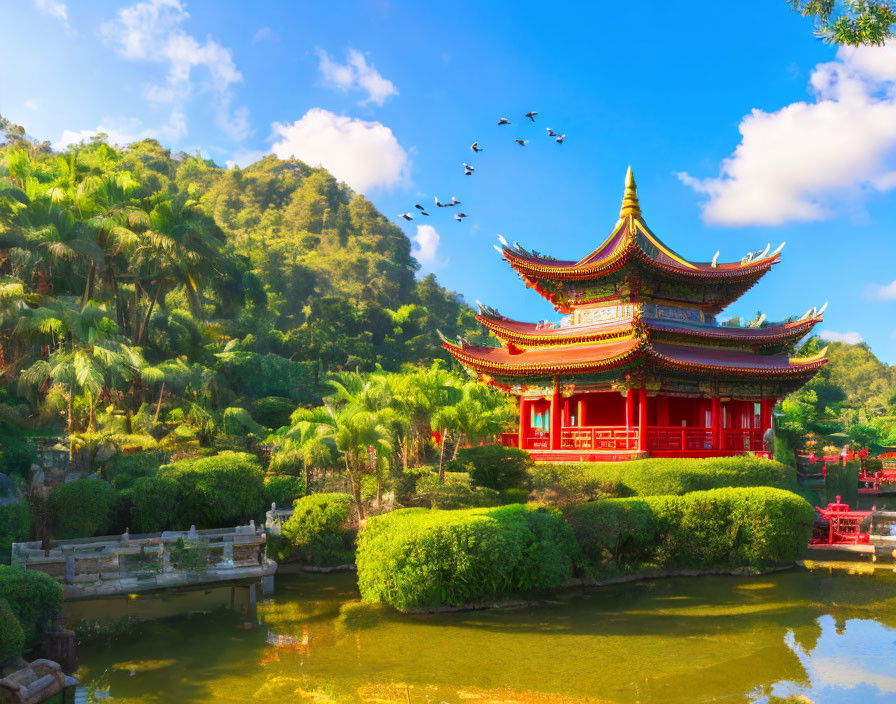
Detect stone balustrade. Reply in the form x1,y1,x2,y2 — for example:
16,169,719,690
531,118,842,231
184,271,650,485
11,522,276,599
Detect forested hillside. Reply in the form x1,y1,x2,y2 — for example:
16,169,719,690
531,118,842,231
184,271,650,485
0,117,478,440
780,338,896,451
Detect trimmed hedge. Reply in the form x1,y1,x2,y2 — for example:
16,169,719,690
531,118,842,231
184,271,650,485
0,502,30,565
104,450,167,490
128,452,265,532
271,493,353,566
565,487,814,577
415,473,501,509
0,597,25,661
0,565,63,649
357,504,580,610
532,456,797,500
48,479,118,539
264,475,306,508
448,445,532,491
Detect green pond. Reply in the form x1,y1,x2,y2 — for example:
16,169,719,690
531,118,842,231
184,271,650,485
67,567,896,704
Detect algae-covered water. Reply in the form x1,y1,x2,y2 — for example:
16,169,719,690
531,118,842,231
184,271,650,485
67,568,896,703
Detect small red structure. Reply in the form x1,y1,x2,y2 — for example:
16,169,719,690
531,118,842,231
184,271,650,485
443,168,828,461
810,496,871,546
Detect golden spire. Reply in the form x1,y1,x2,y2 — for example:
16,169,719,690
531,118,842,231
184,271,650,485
619,166,641,219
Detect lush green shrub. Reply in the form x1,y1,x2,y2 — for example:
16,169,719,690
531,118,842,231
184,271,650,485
252,396,296,430
274,492,353,565
529,463,624,505
532,456,796,500
357,504,580,610
416,473,501,509
824,461,859,506
0,597,25,661
448,445,532,491
0,565,63,648
126,476,181,533
0,434,36,480
499,488,531,505
162,452,265,529
0,502,30,565
221,407,267,438
128,452,266,532
105,450,167,490
268,450,303,476
566,487,814,577
216,352,319,403
865,458,883,473
264,475,306,508
48,479,118,539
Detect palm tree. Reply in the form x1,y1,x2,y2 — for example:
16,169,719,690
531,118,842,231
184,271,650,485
327,403,392,521
280,416,335,496
18,301,140,452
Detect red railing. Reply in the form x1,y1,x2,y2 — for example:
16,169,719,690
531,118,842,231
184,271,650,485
524,430,550,450
723,429,763,452
647,426,713,451
560,426,639,451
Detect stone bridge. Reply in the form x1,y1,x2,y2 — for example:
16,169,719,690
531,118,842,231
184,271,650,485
11,522,276,599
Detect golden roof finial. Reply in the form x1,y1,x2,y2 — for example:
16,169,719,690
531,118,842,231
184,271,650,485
620,165,641,219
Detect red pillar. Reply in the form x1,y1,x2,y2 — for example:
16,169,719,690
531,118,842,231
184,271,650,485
518,397,529,450
637,386,647,452
761,398,773,432
550,380,561,451
712,396,721,450
625,389,634,429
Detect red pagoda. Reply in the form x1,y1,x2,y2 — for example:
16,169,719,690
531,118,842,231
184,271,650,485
442,168,828,461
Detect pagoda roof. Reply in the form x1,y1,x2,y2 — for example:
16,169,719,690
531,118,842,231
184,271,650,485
442,335,827,380
497,168,783,286
475,310,823,349
443,337,645,377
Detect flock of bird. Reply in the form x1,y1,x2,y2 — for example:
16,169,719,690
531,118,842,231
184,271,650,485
397,111,567,224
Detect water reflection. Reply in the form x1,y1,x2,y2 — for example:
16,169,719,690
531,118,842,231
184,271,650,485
69,570,896,704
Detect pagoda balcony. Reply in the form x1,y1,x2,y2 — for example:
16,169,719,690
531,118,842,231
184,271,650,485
513,425,766,456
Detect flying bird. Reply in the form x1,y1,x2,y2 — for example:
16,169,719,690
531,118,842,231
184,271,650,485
514,139,528,146
454,212,469,221
434,196,445,208
463,163,475,171
546,128,558,137
497,118,511,125
415,204,426,211
470,142,483,152
450,196,461,205
555,134,566,144
420,211,430,216
525,111,538,122
399,213,413,221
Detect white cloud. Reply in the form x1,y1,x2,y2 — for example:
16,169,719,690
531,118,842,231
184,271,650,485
271,108,409,192
680,41,896,226
866,279,896,300
100,0,249,141
411,225,446,271
316,48,398,106
225,148,268,169
33,0,69,28
252,27,276,43
820,330,864,345
57,110,186,149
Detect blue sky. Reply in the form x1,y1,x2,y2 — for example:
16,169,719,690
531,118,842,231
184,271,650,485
3,1,896,362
